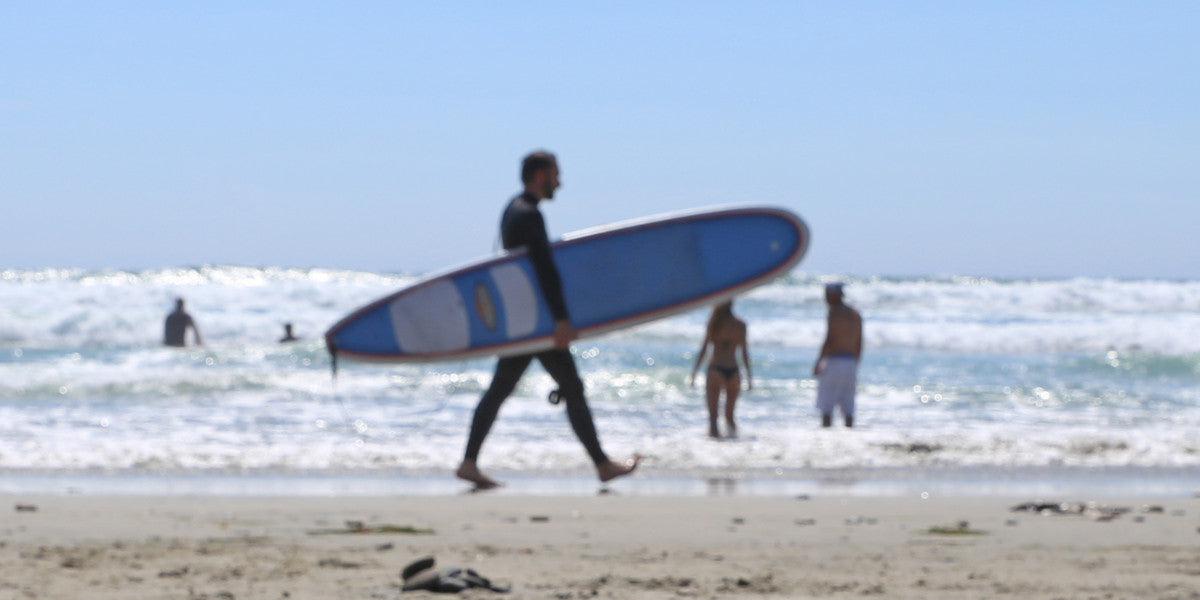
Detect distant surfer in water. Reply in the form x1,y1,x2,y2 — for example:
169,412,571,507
690,301,752,438
163,297,203,347
814,282,862,427
279,323,299,343
456,150,641,490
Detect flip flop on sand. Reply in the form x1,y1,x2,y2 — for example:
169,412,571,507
400,556,510,594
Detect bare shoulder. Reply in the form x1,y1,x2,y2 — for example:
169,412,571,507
733,317,748,336
830,305,862,330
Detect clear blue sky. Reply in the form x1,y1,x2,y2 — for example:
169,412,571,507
4,2,1197,279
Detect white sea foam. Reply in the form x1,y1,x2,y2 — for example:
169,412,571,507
2,267,1199,481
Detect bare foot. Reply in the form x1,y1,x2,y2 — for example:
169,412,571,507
456,460,502,490
597,455,642,483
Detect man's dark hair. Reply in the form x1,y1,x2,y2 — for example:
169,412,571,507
521,151,557,184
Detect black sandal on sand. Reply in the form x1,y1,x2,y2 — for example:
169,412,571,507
401,557,510,594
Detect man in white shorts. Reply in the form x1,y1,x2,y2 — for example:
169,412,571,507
813,282,862,427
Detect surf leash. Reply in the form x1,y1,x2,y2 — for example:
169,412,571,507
322,338,356,431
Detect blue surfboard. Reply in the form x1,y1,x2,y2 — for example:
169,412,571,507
325,205,808,363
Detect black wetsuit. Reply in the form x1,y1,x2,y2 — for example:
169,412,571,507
500,192,569,322
163,309,193,347
462,192,608,465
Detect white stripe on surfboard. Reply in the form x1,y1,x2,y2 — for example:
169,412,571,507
389,279,470,353
490,263,538,338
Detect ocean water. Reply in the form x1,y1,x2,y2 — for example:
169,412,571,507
2,267,1199,496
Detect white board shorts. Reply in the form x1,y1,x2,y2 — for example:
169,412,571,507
816,356,858,417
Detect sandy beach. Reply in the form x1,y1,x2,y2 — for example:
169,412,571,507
2,490,1198,599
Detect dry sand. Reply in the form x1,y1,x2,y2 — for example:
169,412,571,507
2,492,1198,599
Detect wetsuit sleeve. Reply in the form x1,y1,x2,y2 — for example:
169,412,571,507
525,212,571,322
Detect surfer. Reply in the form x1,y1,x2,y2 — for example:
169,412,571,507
456,150,641,490
689,301,752,438
279,323,299,343
813,282,862,427
163,297,203,347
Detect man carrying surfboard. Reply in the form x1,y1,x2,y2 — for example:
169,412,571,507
456,151,641,490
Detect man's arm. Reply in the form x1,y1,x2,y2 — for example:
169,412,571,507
523,212,575,348
853,310,863,360
813,314,833,376
189,317,203,346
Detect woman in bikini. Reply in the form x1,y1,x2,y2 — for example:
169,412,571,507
689,301,752,438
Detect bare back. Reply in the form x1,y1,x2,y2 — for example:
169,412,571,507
709,317,747,367
823,304,862,358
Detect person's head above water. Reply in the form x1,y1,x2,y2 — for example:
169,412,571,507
825,282,844,304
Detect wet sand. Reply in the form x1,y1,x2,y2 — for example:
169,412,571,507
2,493,1198,599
